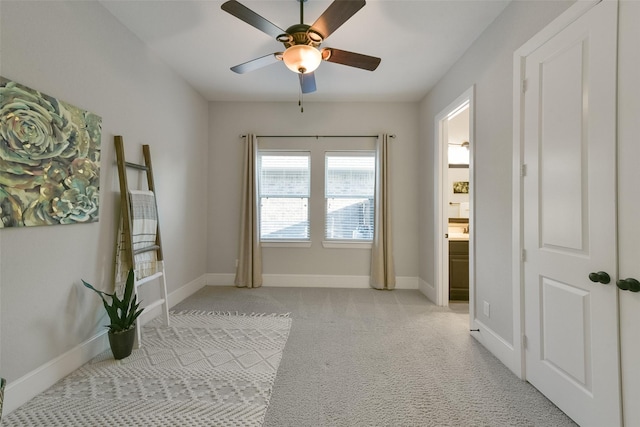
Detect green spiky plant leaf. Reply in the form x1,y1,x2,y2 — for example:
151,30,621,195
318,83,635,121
82,269,143,334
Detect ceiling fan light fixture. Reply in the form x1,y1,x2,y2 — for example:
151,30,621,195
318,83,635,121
283,44,322,74
307,29,324,44
277,33,293,43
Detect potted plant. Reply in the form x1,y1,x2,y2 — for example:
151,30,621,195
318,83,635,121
83,269,143,360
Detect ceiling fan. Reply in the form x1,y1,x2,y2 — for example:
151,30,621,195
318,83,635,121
221,0,381,94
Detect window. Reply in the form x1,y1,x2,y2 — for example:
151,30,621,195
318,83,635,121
448,143,469,166
325,153,375,241
258,152,310,240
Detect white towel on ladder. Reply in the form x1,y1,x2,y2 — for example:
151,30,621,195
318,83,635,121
459,202,470,218
115,190,158,294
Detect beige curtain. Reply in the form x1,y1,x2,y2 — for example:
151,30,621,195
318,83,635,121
370,134,396,290
235,134,262,288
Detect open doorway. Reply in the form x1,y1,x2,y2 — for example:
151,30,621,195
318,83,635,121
434,87,474,322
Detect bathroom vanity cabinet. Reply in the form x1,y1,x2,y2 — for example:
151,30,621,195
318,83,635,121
449,240,469,300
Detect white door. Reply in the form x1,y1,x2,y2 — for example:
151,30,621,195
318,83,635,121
617,2,640,426
522,1,620,426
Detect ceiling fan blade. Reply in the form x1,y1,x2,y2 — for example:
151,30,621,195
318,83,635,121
231,53,281,74
221,0,286,39
321,48,381,71
299,72,317,94
311,0,366,40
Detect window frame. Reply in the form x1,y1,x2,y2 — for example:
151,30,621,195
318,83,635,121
257,150,312,244
323,151,376,246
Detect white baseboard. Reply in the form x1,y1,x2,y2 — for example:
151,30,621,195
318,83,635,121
418,277,437,303
3,330,109,415
206,273,418,289
395,276,419,289
471,319,520,376
206,273,235,286
418,280,520,377
4,273,208,415
264,274,370,288
139,273,208,325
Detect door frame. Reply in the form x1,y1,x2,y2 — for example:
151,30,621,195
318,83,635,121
434,85,474,317
511,0,601,379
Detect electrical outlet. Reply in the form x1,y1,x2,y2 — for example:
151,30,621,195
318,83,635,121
483,301,490,318
235,259,239,267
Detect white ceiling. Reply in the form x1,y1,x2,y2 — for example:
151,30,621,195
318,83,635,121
100,0,510,102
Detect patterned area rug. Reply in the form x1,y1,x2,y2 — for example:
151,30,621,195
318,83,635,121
4,311,291,426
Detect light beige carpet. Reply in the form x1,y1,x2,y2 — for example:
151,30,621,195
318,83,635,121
173,287,578,427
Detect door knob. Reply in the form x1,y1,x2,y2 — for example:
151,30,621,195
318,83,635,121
616,278,640,292
588,271,611,284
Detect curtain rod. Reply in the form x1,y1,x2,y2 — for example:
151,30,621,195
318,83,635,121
239,134,395,139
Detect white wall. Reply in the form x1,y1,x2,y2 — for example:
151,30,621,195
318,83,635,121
418,1,572,343
208,102,419,284
0,0,208,393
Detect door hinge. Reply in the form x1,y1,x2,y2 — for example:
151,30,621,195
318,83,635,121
522,334,528,349
521,164,527,177
521,249,527,262
522,79,528,93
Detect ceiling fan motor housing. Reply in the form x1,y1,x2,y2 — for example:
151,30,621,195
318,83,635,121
278,24,323,49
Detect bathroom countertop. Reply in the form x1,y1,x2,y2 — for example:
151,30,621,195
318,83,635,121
448,232,469,241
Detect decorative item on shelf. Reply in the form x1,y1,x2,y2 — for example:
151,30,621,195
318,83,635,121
83,269,143,360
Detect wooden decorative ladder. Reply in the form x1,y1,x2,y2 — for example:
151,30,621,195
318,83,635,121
114,135,170,347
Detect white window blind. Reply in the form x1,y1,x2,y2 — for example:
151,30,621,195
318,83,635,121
258,152,310,240
325,153,375,241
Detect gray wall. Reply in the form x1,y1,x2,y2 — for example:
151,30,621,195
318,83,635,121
0,1,209,381
208,102,419,281
418,1,572,343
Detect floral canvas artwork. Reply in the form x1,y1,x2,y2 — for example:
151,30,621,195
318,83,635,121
0,77,102,227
